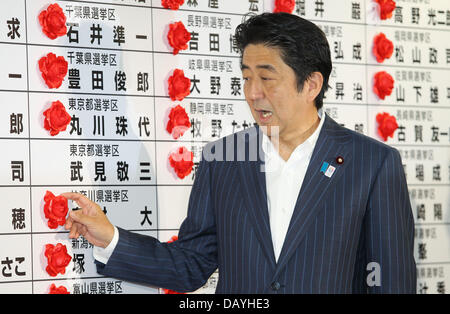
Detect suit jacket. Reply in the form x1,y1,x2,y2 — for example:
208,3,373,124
96,113,416,293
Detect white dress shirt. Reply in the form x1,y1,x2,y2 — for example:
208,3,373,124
94,109,325,265
261,108,325,262
93,225,119,264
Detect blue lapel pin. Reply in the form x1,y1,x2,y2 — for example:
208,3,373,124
320,162,329,174
320,161,336,178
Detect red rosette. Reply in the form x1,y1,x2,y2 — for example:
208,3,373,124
43,100,72,136
167,21,191,55
38,3,67,40
166,105,191,139
44,243,72,277
374,0,396,20
372,33,394,63
169,146,194,179
167,21,191,56
373,71,394,100
49,283,70,294
376,112,398,142
161,0,184,10
43,190,69,229
167,235,178,243
163,288,185,294
273,0,296,13
38,53,68,89
168,69,191,101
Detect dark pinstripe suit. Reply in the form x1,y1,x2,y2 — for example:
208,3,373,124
96,113,416,293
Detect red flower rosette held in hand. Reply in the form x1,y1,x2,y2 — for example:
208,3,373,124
43,190,69,229
373,71,394,100
43,100,71,136
49,284,70,294
166,105,191,139
167,21,191,55
161,0,184,10
38,3,67,40
376,112,398,142
372,33,394,63
274,0,296,13
38,53,68,89
169,146,194,179
45,243,71,277
168,69,191,101
374,0,396,20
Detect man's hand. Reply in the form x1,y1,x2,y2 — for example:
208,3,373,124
62,192,115,248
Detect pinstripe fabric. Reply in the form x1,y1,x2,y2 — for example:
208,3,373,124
95,113,416,294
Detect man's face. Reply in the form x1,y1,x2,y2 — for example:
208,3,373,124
241,43,311,138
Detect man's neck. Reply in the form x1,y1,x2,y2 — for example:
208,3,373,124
269,113,321,162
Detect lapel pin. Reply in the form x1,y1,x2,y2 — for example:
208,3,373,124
320,161,336,178
320,161,329,174
324,165,336,178
336,156,344,164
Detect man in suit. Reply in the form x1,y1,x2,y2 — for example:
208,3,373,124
63,13,416,293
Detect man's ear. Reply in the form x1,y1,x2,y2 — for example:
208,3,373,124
304,72,324,103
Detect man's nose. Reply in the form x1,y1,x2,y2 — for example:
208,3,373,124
245,79,264,100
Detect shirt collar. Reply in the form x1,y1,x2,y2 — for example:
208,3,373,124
261,107,325,162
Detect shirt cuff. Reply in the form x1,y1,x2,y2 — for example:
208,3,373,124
93,225,119,265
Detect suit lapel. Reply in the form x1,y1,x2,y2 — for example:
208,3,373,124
237,127,277,269
273,114,353,278
237,114,353,273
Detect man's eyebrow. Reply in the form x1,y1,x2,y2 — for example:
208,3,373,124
240,63,249,70
240,63,278,73
256,64,277,72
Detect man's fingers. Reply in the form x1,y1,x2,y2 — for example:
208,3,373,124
61,192,92,208
62,192,110,247
64,217,72,230
78,225,88,237
69,222,89,239
69,222,79,239
69,209,95,227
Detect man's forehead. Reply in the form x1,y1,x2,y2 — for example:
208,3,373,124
240,63,278,73
241,44,284,71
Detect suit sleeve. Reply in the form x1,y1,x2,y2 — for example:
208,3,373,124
354,147,416,294
95,150,218,293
